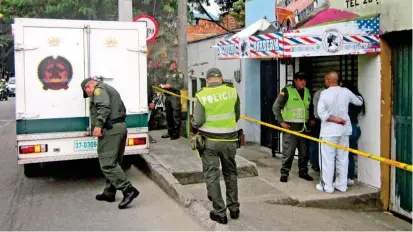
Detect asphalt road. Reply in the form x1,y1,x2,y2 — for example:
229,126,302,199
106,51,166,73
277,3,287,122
0,98,203,231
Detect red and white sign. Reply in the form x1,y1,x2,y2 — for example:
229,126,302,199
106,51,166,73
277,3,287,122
133,14,159,43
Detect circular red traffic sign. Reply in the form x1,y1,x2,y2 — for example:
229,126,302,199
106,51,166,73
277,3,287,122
133,14,159,43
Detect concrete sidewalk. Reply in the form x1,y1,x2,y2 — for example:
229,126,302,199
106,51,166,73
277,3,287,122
135,130,411,231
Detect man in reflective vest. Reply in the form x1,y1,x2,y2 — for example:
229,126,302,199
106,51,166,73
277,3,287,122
273,72,315,183
192,68,241,225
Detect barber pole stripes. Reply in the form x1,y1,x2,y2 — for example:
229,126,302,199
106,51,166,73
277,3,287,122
216,16,381,58
248,32,283,58
283,36,322,45
217,38,240,59
343,34,380,43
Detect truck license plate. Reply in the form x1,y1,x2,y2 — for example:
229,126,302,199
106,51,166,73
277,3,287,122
74,140,97,151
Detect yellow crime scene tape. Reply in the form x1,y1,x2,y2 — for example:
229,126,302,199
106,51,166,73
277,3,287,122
152,86,412,173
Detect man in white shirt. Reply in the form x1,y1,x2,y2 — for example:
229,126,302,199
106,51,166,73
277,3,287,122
316,71,363,193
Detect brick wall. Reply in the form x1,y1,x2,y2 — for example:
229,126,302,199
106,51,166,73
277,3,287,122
187,14,242,42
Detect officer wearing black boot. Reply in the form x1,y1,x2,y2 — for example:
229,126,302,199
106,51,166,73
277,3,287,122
81,77,139,209
161,60,183,140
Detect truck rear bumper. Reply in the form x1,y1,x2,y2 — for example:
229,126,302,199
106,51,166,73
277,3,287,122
17,148,149,164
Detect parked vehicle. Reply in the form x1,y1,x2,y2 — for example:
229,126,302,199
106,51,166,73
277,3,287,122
13,18,149,177
8,77,16,97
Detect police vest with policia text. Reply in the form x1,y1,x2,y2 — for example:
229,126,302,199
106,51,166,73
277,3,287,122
281,85,311,124
195,85,238,134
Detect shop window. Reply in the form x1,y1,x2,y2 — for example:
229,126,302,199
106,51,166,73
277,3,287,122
223,79,234,87
191,78,197,97
300,55,359,95
200,78,206,88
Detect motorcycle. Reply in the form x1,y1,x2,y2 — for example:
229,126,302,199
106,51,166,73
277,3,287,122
0,85,8,101
148,85,168,130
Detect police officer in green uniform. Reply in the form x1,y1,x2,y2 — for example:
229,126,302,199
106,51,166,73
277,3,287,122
161,60,184,140
192,68,241,224
272,72,315,183
80,77,139,209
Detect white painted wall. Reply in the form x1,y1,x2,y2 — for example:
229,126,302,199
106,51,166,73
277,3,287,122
187,35,245,130
357,55,381,188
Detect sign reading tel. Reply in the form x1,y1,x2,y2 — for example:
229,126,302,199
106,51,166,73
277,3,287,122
133,14,159,43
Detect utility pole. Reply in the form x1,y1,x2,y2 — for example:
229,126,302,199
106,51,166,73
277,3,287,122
177,0,189,138
177,0,188,89
118,0,133,22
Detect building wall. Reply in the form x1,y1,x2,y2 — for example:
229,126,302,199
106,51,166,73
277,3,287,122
187,14,242,42
243,59,261,142
379,0,412,33
329,0,412,33
187,35,245,130
357,55,382,188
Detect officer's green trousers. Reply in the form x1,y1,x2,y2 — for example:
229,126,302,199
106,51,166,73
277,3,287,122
97,123,131,196
200,140,240,216
281,132,309,176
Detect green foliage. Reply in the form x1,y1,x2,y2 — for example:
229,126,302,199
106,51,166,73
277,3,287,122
229,0,244,27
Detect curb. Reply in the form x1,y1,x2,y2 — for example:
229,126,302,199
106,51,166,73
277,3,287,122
134,153,219,231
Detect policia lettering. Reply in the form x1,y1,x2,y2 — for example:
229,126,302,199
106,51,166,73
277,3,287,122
193,68,240,224
196,86,238,134
273,72,314,183
80,77,139,209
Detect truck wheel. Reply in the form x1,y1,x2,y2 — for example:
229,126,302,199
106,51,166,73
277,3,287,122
24,163,41,178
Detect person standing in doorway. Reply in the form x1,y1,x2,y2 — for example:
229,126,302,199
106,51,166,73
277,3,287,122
309,84,328,172
272,72,315,183
81,77,140,209
316,71,363,193
160,60,184,140
341,80,366,186
192,68,241,224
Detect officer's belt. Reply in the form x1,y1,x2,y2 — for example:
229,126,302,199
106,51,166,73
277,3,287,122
110,117,125,124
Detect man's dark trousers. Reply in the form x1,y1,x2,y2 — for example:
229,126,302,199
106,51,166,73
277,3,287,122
165,95,181,137
281,132,309,177
200,140,240,217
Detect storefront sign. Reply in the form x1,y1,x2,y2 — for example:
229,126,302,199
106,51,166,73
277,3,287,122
216,16,380,59
248,33,283,58
283,16,380,57
217,38,240,59
217,32,283,60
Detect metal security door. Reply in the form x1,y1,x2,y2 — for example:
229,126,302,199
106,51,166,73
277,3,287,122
260,60,280,155
390,33,412,218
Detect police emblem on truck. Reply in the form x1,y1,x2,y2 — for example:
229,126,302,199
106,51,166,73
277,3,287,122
37,56,73,90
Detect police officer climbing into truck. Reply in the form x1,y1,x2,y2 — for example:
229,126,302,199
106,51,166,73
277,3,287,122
160,60,183,140
272,72,315,183
192,68,241,224
80,76,139,209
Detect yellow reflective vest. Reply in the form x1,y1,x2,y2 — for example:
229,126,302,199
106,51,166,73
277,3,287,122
195,85,238,134
281,85,311,126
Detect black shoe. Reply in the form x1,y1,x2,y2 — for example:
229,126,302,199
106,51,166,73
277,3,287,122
118,186,140,209
299,174,314,181
161,133,171,138
209,211,228,224
95,193,116,202
280,176,288,182
170,134,180,140
230,209,240,219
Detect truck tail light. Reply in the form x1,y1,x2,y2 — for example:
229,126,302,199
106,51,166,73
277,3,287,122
19,144,48,154
127,137,146,146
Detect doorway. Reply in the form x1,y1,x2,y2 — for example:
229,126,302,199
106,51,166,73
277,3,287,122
260,60,280,156
390,31,412,218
